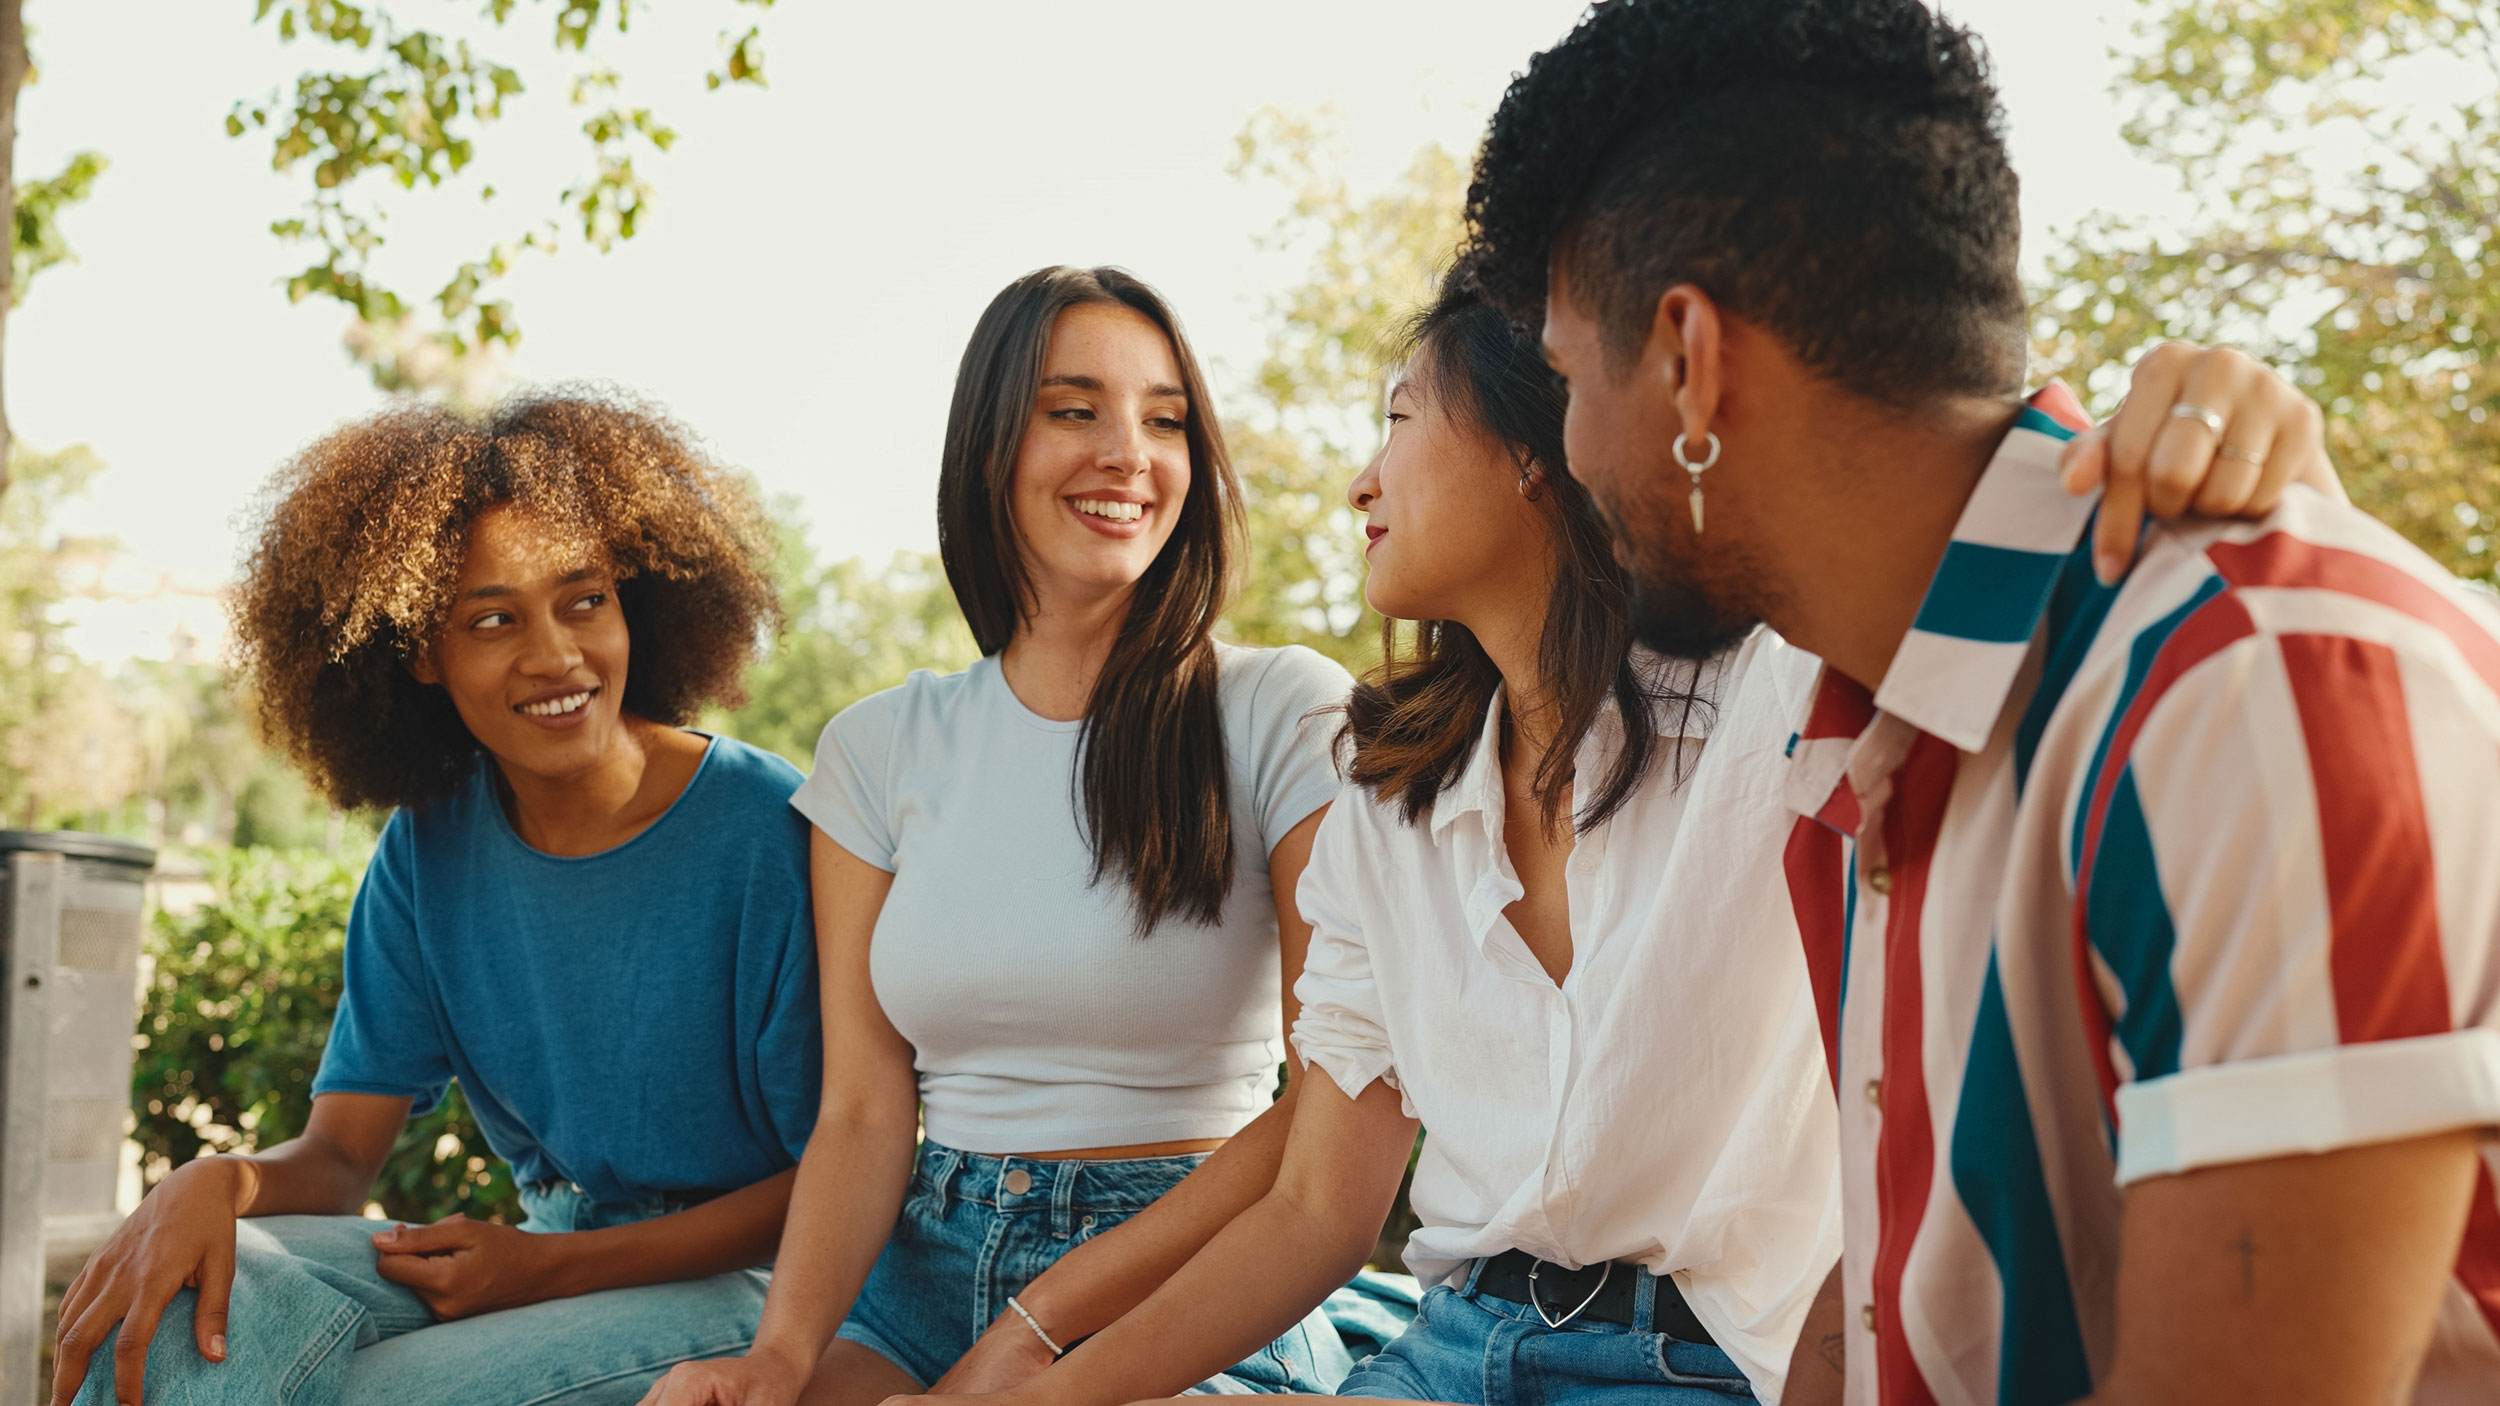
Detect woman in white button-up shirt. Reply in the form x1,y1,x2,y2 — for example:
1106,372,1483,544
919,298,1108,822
1274,282,1840,1401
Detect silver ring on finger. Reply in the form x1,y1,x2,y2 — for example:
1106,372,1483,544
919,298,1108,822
2170,402,2227,437
2217,444,2266,463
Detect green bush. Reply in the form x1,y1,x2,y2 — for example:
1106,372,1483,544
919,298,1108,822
134,846,521,1224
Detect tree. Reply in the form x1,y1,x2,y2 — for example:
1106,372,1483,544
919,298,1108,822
714,495,976,765
0,0,21,494
0,439,114,826
1220,110,1467,670
2033,0,2500,585
0,3,109,500
235,0,775,391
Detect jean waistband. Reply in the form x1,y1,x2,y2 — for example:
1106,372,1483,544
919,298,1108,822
1457,1253,1711,1343
911,1140,1209,1218
520,1178,725,1231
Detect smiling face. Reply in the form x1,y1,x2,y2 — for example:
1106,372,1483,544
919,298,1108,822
410,502,632,784
1347,349,1552,628
1007,301,1196,613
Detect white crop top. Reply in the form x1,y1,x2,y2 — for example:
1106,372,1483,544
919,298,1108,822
790,641,1352,1154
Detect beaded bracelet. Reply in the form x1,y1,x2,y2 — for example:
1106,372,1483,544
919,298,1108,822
1006,1295,1066,1357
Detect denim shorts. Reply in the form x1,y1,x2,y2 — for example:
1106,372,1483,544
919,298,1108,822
837,1141,1350,1393
1337,1260,1757,1406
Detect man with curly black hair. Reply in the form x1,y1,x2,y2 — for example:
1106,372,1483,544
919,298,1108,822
1468,1,2500,1402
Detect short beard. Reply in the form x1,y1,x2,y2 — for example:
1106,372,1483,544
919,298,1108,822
1627,563,1759,660
1587,466,1762,660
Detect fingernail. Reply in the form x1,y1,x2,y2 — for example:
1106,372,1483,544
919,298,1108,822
211,1334,227,1360
2095,554,2121,585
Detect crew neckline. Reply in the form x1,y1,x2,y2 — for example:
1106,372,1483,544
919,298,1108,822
980,653,1084,735
485,731,723,862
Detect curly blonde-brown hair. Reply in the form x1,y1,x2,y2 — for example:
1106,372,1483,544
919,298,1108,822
231,389,782,812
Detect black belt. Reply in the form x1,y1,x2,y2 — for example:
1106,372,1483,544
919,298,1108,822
527,1179,726,1212
1471,1249,1716,1346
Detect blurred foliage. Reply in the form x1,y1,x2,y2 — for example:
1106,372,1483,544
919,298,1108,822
135,846,521,1225
1220,110,1465,669
234,0,776,392
0,439,115,825
10,146,105,307
0,440,358,843
2034,0,2500,584
713,494,978,765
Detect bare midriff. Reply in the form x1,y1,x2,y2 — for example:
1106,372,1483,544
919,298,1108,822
1000,1136,1227,1161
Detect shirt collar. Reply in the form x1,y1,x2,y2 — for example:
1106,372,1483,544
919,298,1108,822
1429,688,1514,840
1427,648,1725,840
1865,383,2097,753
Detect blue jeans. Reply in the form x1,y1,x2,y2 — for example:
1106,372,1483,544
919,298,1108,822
71,1182,769,1405
1338,1261,1758,1405
837,1142,1351,1393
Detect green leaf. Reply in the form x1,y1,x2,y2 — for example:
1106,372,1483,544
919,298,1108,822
10,152,111,308
241,0,768,391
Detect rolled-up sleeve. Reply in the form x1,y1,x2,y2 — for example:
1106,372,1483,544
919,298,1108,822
1289,798,1405,1110
2092,628,2500,1184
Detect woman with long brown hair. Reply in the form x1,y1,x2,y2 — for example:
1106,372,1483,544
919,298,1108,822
852,280,2348,1406
639,267,1359,1406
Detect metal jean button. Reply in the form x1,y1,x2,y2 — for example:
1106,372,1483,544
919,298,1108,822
1002,1167,1033,1196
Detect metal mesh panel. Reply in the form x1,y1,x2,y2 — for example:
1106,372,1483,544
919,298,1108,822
47,1096,124,1163
56,906,138,972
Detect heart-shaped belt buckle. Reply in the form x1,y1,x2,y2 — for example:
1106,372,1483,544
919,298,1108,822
1527,1258,1612,1329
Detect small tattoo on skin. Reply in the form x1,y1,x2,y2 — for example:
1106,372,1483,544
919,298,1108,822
1819,1332,1846,1372
2232,1226,2259,1302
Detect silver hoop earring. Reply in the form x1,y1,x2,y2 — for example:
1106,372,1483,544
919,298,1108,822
1673,431,1721,532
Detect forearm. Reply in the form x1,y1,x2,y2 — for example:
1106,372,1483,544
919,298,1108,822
538,1167,800,1299
743,1111,920,1376
1017,1084,1300,1341
1030,1183,1375,1406
225,1136,386,1218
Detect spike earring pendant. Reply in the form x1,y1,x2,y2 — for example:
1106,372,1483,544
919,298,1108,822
1674,431,1722,532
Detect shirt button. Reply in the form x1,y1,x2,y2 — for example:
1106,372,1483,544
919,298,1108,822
1867,866,1894,895
1863,1079,1882,1109
1002,1168,1033,1195
1862,1304,1878,1332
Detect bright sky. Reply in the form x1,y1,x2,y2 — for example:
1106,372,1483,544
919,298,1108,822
14,0,2189,659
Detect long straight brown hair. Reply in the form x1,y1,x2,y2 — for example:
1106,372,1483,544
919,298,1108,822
1344,273,1707,834
937,266,1246,930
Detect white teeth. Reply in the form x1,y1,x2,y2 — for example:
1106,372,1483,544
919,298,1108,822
519,691,592,717
1073,498,1144,523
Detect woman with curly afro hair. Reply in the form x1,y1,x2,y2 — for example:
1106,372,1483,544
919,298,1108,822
56,390,824,1406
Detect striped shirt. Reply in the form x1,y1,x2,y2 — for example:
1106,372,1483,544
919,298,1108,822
1780,384,2500,1405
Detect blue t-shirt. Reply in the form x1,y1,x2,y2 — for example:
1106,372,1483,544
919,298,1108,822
314,734,821,1205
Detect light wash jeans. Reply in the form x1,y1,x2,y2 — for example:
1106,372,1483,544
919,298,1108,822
836,1142,1351,1393
1337,1265,1757,1405
70,1182,769,1406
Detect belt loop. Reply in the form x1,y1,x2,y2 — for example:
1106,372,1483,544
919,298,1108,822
1050,1158,1079,1239
1460,1255,1491,1298
933,1145,963,1215
1631,1265,1658,1334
